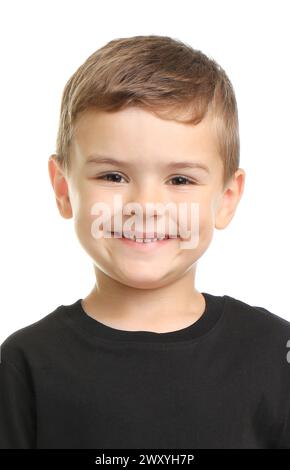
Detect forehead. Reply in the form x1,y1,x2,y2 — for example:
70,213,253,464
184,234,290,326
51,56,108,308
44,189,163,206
71,106,221,172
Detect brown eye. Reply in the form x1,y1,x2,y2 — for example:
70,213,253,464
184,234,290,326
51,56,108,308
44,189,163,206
96,172,126,183
169,176,196,185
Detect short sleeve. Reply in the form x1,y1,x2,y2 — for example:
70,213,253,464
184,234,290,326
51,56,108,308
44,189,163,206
0,358,36,448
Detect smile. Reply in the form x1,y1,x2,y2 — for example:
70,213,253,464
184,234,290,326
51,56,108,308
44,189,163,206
109,232,180,249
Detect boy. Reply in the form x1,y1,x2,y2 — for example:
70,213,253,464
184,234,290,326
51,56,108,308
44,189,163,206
0,35,289,449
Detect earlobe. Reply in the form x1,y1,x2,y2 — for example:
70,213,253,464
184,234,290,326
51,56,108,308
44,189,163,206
215,203,235,230
214,193,233,230
48,155,73,219
214,169,246,230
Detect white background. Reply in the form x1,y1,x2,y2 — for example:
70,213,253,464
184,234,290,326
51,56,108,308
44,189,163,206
0,0,289,343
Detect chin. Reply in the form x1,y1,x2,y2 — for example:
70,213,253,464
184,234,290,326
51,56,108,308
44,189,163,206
117,270,170,289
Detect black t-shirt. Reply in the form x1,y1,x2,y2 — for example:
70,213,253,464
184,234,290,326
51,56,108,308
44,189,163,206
0,292,290,449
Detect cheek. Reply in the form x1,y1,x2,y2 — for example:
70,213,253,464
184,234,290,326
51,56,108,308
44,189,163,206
176,198,211,233
74,191,118,251
73,185,112,222
197,199,215,242
176,198,215,255
198,212,214,244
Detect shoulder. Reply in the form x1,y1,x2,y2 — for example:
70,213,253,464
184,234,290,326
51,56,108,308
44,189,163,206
222,294,290,350
224,294,290,328
0,301,74,368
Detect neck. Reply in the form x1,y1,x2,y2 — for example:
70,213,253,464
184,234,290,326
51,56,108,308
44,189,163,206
81,266,206,333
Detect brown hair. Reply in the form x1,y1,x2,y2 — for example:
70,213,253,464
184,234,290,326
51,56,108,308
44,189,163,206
54,35,240,189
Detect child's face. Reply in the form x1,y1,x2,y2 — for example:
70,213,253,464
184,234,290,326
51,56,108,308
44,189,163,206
49,107,245,289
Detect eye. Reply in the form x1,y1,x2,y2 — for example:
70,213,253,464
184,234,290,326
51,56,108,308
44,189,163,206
94,173,197,185
168,175,197,185
95,172,127,183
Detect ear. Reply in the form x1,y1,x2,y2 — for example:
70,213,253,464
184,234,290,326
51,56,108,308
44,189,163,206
48,154,73,219
215,168,246,230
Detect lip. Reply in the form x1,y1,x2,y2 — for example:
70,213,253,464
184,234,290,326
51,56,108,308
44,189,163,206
108,232,180,250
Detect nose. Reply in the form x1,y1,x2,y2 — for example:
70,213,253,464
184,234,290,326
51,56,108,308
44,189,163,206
125,182,167,214
122,183,173,235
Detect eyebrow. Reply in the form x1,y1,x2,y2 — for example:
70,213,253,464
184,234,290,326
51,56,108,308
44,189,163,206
86,155,210,173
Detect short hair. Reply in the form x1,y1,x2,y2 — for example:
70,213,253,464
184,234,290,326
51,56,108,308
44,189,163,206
54,35,240,189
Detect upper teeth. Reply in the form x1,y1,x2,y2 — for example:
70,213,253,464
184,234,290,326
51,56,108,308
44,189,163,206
110,232,174,242
122,233,168,242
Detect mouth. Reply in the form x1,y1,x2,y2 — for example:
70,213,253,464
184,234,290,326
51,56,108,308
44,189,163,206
109,231,180,249
111,231,179,241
